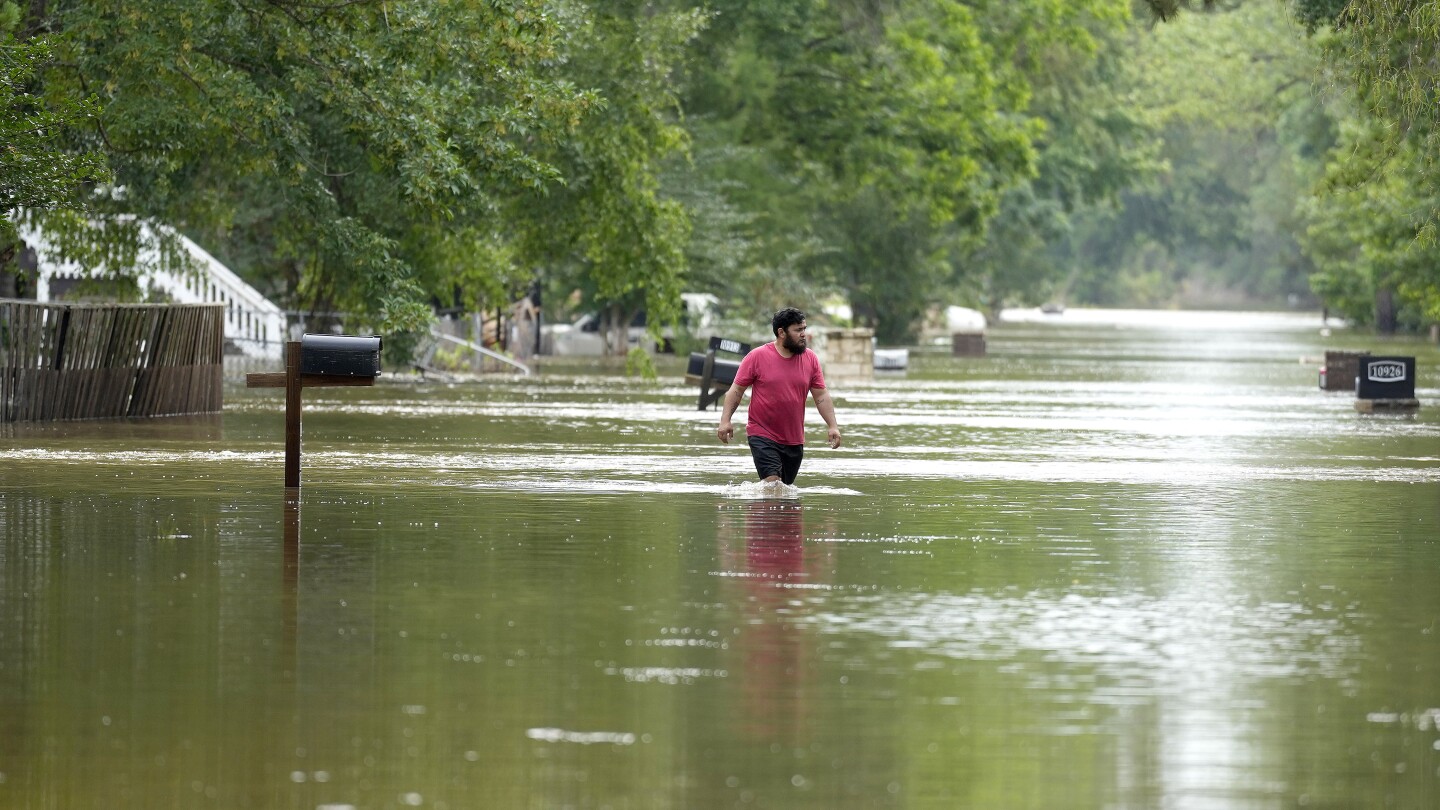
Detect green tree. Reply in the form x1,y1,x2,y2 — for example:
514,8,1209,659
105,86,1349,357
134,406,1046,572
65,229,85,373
1292,0,1349,32
1143,1,1440,331
1138,0,1243,23
1294,1,1440,331
1297,77,1440,331
674,0,1068,343
0,2,107,276
961,0,1157,314
1060,1,1329,309
524,1,702,354
25,0,594,331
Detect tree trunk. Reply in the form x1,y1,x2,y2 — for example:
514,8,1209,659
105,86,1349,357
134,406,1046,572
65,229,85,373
1375,287,1397,334
603,305,621,357
22,1,49,39
0,272,15,299
0,240,17,299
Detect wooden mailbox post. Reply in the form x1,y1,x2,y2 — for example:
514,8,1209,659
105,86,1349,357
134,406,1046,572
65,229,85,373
246,335,382,489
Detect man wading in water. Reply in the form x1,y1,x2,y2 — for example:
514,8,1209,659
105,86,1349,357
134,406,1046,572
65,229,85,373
716,307,842,487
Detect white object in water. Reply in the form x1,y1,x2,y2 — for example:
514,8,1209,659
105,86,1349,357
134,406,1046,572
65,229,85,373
873,348,909,370
945,306,987,333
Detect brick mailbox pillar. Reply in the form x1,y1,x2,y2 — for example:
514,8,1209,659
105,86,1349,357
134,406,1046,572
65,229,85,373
820,328,874,381
951,332,987,357
1320,350,1367,392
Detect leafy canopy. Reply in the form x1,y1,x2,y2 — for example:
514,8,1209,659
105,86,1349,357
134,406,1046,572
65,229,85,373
0,2,108,246
28,0,595,330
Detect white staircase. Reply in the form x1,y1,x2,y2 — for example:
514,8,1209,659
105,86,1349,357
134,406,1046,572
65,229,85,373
17,220,286,360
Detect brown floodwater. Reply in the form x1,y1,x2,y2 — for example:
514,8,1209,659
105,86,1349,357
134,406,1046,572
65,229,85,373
2,309,1439,809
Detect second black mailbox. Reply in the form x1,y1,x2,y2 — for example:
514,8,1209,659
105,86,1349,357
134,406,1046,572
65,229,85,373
300,334,383,377
686,352,741,386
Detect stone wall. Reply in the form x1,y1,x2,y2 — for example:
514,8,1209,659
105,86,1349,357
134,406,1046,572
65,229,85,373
820,328,874,381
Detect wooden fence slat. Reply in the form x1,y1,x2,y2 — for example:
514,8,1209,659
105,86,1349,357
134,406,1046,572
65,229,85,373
0,300,225,422
114,306,145,417
129,306,163,418
1,302,13,421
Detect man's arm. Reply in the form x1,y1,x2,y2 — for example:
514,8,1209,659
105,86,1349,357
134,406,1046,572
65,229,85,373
716,383,748,444
811,387,841,449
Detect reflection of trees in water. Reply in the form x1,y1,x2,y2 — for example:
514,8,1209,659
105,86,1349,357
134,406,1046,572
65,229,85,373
0,491,304,805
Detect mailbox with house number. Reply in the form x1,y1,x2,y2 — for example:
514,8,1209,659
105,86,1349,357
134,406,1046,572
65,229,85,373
1351,354,1420,413
300,334,382,377
1355,355,1415,400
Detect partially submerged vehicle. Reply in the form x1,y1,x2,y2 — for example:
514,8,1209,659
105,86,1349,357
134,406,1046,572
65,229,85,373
542,293,720,356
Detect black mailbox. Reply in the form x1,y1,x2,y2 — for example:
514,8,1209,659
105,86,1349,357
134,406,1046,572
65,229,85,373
687,352,741,385
300,334,382,377
1356,355,1414,399
687,335,752,410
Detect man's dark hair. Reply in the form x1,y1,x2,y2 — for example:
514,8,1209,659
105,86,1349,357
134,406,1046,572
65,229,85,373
772,307,806,337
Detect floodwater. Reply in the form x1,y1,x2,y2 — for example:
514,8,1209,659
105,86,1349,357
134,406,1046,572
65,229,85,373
2,309,1439,809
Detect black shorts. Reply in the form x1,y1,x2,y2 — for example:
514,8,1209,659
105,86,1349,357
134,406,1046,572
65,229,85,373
747,436,804,485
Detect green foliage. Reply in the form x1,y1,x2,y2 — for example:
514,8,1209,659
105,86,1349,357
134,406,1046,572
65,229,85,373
19,0,1415,353
822,0,1045,341
1324,2,1440,168
1294,2,1440,330
1292,0,1350,33
29,0,594,332
1137,1,1243,23
1299,99,1440,330
0,5,108,247
522,1,701,351
671,0,1123,342
624,345,657,381
962,0,1159,313
1059,2,1328,309
1139,1,1440,331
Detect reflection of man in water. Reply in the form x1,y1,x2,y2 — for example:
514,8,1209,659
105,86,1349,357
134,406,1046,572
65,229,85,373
732,501,809,743
716,308,842,486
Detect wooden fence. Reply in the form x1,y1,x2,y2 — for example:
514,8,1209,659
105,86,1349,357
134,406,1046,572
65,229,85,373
0,300,223,422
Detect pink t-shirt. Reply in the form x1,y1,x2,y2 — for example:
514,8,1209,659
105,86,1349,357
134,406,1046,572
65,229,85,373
734,343,826,446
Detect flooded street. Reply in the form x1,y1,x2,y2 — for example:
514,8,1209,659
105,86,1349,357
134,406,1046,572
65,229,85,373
3,309,1439,809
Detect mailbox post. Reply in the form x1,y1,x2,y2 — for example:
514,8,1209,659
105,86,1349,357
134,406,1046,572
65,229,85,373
247,335,382,489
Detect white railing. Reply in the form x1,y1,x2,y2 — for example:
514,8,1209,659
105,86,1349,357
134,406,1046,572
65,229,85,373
428,328,530,375
18,220,286,361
